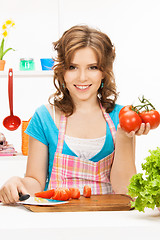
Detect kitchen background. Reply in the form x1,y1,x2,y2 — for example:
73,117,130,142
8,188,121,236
0,0,160,172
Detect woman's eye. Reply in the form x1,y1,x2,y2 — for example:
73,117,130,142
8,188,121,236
69,65,76,70
89,66,98,70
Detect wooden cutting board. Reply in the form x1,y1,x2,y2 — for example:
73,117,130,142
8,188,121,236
23,194,133,212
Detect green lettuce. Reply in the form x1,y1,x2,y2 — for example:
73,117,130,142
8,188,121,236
128,147,160,212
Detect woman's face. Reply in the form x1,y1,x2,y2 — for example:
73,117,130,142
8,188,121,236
63,47,104,104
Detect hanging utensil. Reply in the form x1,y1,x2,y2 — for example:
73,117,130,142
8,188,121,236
3,68,21,131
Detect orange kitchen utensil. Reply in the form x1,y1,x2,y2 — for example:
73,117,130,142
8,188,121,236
3,68,21,131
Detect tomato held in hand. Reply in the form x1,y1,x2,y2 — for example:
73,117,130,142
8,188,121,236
69,188,80,199
119,105,132,115
83,185,91,198
119,96,160,133
139,110,160,129
119,106,142,133
35,189,55,199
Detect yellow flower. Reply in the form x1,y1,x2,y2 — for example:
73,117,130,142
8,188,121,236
0,19,15,60
2,30,8,37
5,20,12,25
2,24,7,30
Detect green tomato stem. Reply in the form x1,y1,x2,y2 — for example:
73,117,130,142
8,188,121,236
133,96,156,113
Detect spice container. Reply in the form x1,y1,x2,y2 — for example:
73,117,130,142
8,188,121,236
19,58,35,71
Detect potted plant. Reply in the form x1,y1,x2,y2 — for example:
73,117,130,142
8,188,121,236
0,19,15,71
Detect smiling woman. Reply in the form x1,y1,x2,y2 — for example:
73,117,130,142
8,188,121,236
0,25,151,204
50,25,117,116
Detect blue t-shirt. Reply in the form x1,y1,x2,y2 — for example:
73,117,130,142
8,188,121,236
25,104,123,190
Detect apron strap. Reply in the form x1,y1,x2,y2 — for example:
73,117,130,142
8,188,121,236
99,103,116,147
56,114,67,154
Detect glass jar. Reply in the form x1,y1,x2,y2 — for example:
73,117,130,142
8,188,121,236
19,58,35,71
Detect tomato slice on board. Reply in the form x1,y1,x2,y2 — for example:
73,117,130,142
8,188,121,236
51,188,61,200
64,188,71,199
59,188,70,201
51,188,71,201
69,188,80,199
35,189,55,199
83,185,91,198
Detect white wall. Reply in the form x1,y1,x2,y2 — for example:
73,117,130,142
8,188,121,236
0,0,160,172
0,0,59,153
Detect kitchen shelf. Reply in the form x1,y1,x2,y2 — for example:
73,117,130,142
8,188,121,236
0,71,54,78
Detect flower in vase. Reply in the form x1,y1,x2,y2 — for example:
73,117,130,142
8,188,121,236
0,19,15,60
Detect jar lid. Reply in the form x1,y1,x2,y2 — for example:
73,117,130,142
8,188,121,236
20,58,34,61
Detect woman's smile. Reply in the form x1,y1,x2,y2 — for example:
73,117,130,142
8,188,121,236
74,84,92,91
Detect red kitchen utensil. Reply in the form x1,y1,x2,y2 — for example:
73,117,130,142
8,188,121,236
3,68,21,131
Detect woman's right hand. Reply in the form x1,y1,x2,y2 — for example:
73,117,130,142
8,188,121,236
0,176,28,204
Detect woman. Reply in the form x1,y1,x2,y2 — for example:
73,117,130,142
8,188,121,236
0,25,150,203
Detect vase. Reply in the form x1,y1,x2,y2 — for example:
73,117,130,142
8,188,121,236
0,60,6,71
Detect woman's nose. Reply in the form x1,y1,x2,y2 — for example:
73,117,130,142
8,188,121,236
79,69,87,82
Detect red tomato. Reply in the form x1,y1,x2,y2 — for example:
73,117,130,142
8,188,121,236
83,185,91,198
69,188,80,199
119,105,132,116
139,110,160,129
59,189,70,201
35,189,55,199
119,108,142,133
64,188,71,199
51,188,71,201
51,188,61,200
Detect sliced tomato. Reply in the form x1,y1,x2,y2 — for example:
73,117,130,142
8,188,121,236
64,188,71,199
51,188,61,200
83,185,91,198
61,189,70,201
51,187,71,201
35,189,55,199
69,187,80,199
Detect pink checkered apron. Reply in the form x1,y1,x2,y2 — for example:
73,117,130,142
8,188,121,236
48,105,116,194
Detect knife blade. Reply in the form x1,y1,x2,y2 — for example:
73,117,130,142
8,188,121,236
17,195,69,206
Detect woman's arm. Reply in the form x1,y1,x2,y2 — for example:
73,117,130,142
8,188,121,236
23,136,48,195
0,136,48,204
110,122,150,194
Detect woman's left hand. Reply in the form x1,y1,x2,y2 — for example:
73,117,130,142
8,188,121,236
118,122,150,138
135,122,150,136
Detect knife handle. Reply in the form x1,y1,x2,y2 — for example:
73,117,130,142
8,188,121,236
19,193,30,201
0,193,30,203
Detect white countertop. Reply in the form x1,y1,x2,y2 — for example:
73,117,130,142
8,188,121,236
0,155,160,240
0,203,160,240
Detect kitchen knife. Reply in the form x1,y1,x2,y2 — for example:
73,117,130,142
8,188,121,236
17,194,69,206
0,193,68,206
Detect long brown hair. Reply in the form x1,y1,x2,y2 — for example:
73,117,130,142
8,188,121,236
49,25,118,115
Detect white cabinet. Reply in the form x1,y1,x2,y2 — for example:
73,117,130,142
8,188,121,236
0,153,27,187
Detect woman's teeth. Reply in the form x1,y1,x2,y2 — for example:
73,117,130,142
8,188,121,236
75,85,91,89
